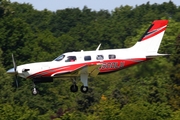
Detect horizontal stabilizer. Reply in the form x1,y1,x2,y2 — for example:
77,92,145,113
146,54,170,58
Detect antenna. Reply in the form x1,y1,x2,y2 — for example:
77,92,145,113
96,43,101,51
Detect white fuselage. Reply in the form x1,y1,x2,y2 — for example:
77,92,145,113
13,48,148,79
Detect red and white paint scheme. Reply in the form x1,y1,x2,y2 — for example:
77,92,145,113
7,20,169,95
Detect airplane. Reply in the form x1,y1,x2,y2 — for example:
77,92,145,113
7,20,169,95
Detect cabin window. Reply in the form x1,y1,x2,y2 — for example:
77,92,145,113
65,56,77,62
54,55,65,61
96,55,104,60
84,56,91,61
109,54,116,59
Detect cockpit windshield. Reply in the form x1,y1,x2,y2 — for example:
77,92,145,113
54,55,65,61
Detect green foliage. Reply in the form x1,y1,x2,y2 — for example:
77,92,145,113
87,98,121,120
0,103,39,120
0,1,180,119
119,102,172,120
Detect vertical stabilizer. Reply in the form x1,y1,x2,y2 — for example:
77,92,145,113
130,20,168,53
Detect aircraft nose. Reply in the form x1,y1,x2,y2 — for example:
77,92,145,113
7,68,17,74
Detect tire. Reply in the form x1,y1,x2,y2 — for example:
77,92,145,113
32,88,38,95
80,86,88,93
70,85,78,92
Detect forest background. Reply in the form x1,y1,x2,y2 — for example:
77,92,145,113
1,0,180,119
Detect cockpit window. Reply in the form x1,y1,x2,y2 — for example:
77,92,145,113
65,56,77,62
54,55,65,61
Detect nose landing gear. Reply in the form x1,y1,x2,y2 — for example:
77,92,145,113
32,81,38,95
32,88,38,95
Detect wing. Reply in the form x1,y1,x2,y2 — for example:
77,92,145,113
51,63,101,77
80,64,101,77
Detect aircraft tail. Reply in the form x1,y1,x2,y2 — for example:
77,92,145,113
130,20,168,55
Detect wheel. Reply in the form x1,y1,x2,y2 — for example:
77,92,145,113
70,85,78,92
32,88,38,95
80,86,88,93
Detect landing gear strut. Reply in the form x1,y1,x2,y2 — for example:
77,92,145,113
80,73,89,93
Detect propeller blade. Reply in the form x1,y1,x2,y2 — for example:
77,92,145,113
15,74,18,88
12,54,16,72
12,53,18,88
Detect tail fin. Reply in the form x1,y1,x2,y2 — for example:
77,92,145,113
130,20,168,53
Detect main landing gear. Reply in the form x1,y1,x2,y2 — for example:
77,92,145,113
70,76,89,93
70,84,89,93
70,84,78,92
80,73,89,93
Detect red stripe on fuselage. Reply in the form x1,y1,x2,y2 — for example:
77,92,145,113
28,58,150,78
27,64,87,78
99,58,149,73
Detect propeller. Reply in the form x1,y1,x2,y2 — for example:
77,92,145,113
12,54,18,87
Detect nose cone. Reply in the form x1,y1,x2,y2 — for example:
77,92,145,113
7,68,17,74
